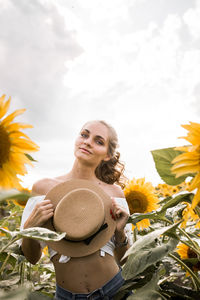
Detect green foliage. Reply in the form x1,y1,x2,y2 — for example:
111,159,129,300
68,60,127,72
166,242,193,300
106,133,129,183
123,223,180,261
0,227,66,243
0,189,31,204
126,270,165,300
0,286,28,300
159,193,194,212
0,197,57,298
25,153,38,162
117,188,200,299
151,147,194,185
122,238,178,280
128,210,170,225
0,181,200,299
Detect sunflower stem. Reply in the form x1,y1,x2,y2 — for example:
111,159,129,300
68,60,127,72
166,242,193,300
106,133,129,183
158,274,178,285
191,276,198,292
168,253,200,290
178,227,199,252
0,236,19,254
194,205,200,218
133,227,137,242
0,251,11,276
1,211,18,227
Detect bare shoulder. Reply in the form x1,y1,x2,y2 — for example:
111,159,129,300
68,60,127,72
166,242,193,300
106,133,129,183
32,178,59,195
107,183,125,198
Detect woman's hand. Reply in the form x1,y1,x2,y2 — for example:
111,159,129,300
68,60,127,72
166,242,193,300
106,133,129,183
24,200,54,229
110,197,129,233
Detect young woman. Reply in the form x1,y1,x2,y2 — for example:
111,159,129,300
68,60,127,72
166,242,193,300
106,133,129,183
20,120,133,299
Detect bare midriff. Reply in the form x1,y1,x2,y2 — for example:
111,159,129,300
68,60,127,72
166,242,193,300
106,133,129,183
51,251,120,293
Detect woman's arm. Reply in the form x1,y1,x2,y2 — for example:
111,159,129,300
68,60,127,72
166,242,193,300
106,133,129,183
113,229,130,265
111,197,130,265
21,237,42,265
21,199,54,264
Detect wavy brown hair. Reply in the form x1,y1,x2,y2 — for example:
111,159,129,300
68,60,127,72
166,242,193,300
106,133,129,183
85,120,127,189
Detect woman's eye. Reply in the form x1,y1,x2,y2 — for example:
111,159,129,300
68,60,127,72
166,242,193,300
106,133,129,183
81,133,87,138
96,140,104,145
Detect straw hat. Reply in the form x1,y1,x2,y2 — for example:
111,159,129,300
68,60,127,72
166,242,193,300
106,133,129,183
43,179,116,257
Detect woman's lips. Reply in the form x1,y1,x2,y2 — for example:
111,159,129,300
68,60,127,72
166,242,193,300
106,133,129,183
79,148,92,154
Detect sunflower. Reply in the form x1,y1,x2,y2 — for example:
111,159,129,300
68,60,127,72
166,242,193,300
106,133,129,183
0,94,39,188
123,177,159,230
181,202,200,229
0,226,8,237
171,122,200,209
42,246,49,256
177,243,200,273
155,182,186,198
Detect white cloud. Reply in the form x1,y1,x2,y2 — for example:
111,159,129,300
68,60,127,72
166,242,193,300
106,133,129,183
1,0,200,188
59,1,199,185
183,1,200,39
0,0,83,140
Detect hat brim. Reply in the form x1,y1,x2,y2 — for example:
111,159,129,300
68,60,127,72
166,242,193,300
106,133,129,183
43,179,116,257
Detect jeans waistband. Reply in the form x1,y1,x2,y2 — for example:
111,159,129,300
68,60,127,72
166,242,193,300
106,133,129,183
55,268,124,299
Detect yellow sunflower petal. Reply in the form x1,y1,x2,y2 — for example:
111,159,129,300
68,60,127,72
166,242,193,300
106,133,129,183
0,95,38,188
5,122,33,131
172,161,200,168
172,152,200,164
0,96,11,119
177,243,189,259
12,139,39,152
136,219,150,231
0,94,6,111
182,122,200,135
0,94,6,102
9,131,32,140
195,221,200,228
191,187,200,209
175,146,190,152
171,165,199,177
124,177,159,230
188,173,200,191
184,136,200,146
1,109,26,126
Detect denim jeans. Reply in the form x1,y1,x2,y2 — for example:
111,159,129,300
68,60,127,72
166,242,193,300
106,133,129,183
55,269,125,300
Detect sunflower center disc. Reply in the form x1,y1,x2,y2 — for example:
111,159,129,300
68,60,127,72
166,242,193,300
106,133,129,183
188,248,197,259
0,124,11,168
127,191,148,213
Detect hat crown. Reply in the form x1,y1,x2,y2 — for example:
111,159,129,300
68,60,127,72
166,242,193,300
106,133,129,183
53,188,105,241
44,178,116,257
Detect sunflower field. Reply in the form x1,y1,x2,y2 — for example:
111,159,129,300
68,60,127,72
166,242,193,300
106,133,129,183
0,95,200,299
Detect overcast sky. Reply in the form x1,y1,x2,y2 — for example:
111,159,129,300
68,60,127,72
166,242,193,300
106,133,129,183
1,0,200,189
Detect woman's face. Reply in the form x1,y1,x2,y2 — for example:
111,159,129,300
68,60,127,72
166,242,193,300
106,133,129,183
74,121,110,167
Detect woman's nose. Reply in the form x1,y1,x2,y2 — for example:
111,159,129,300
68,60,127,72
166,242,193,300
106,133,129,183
84,138,92,146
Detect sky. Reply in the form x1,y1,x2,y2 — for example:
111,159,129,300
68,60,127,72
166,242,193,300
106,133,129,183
0,0,200,189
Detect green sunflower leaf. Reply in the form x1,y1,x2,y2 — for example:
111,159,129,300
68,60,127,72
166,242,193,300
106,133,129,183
0,227,66,242
128,210,170,225
122,238,178,280
151,147,193,185
124,269,165,300
17,227,66,241
122,222,180,261
159,193,194,212
25,153,38,162
0,227,66,254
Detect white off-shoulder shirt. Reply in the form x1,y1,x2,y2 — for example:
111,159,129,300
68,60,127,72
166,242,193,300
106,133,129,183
20,195,133,263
